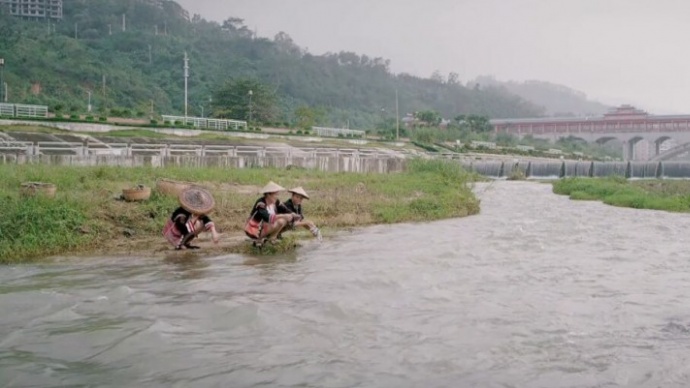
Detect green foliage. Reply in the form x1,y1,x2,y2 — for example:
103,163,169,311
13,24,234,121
553,177,690,212
0,195,92,262
294,105,325,130
0,161,480,262
212,78,277,123
416,110,441,126
0,0,543,128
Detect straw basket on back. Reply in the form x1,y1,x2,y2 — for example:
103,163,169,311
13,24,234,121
156,179,193,197
20,182,57,198
122,185,151,202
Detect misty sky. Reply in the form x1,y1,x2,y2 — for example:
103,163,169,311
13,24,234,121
178,0,690,115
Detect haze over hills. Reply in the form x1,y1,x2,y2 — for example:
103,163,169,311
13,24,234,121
472,76,611,117
0,0,609,128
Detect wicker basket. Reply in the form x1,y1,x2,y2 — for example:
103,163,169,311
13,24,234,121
21,182,57,198
156,179,193,196
122,185,151,202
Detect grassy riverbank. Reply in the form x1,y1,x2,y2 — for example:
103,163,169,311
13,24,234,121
0,159,480,263
553,177,690,212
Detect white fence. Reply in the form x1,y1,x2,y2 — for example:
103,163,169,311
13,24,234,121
161,115,247,131
313,126,366,138
0,103,49,118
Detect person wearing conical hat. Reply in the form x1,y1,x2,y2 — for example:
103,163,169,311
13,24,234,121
244,181,297,242
278,186,322,241
163,186,220,250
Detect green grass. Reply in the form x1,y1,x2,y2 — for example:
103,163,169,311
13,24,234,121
0,159,480,263
553,177,690,212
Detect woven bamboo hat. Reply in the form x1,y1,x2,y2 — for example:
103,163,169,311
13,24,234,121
288,186,310,200
178,186,215,214
261,181,285,194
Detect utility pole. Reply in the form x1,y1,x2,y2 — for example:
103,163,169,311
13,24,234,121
102,75,106,97
0,58,4,104
148,45,152,65
395,89,400,140
122,14,126,32
87,90,92,113
183,52,189,118
74,22,78,39
248,90,253,123
108,24,112,35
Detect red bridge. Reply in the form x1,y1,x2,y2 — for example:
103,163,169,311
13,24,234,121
490,105,690,161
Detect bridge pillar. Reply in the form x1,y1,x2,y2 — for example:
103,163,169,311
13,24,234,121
623,141,634,161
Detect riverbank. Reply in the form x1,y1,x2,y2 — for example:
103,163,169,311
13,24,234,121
0,159,480,263
553,177,690,212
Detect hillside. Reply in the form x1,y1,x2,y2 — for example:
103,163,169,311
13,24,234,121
0,0,546,129
472,76,610,117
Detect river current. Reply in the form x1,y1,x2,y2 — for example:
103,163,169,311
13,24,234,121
2,181,690,387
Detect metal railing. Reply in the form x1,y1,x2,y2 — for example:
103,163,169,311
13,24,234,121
312,126,366,138
161,115,247,131
0,103,49,118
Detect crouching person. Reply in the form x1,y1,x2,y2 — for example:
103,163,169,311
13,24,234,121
163,186,220,250
280,186,322,241
244,181,297,243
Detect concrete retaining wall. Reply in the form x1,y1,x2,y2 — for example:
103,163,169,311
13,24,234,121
0,154,406,174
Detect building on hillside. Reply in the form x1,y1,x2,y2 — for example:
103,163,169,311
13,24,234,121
0,0,63,20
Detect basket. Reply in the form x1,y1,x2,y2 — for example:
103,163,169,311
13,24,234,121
122,185,151,202
20,182,57,198
156,179,193,196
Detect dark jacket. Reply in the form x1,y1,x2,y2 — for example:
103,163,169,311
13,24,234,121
249,197,286,224
279,198,303,217
171,207,212,235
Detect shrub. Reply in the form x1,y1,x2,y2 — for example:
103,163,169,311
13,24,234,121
98,116,107,122
150,119,158,125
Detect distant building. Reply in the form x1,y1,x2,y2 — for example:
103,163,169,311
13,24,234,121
0,0,63,20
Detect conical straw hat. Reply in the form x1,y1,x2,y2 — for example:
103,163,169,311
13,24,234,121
288,186,310,199
178,186,215,214
261,181,285,194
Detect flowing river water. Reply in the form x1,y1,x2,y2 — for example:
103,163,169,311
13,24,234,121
2,181,690,388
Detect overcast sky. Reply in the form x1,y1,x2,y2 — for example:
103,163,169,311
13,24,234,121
178,0,690,114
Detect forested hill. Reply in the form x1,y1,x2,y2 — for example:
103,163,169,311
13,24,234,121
472,76,610,117
0,0,545,128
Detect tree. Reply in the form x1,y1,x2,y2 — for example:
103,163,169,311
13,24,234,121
416,110,442,127
465,115,492,133
294,105,325,129
211,78,277,123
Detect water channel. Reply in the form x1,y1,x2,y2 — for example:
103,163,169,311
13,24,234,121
2,181,690,387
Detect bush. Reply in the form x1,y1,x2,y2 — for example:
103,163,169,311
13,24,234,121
98,116,107,122
296,130,303,135
70,114,79,120
150,119,158,125
85,116,94,121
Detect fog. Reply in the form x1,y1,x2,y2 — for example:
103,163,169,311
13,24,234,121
177,0,690,115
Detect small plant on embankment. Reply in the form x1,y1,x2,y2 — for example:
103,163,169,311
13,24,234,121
553,177,690,212
0,159,480,263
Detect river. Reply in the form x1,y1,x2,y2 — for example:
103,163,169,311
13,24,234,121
2,181,690,388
